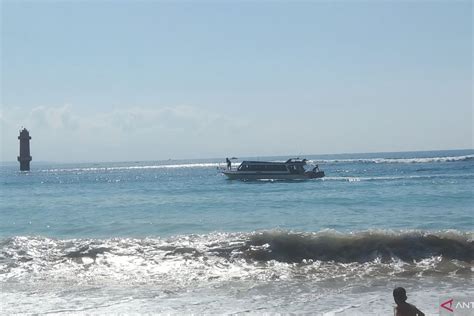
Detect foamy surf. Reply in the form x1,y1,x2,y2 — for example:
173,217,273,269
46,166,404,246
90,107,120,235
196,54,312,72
34,154,473,173
40,162,223,173
308,154,474,164
1,230,472,315
1,230,471,287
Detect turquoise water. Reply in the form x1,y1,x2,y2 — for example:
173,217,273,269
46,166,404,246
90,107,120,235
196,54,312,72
1,150,473,314
1,150,473,237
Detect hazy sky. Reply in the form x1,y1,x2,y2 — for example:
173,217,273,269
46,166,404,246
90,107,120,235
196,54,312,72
1,1,472,162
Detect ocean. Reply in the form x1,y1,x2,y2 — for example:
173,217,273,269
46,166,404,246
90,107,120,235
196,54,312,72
0,149,472,315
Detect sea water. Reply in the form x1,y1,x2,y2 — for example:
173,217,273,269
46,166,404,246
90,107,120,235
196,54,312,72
0,150,472,315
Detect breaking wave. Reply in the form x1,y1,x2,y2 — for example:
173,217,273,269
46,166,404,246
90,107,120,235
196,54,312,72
40,162,222,173
36,155,473,173
243,230,473,263
309,155,474,164
1,230,471,286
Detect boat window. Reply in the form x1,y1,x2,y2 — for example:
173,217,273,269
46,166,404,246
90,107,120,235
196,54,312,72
238,163,288,172
288,165,301,174
238,164,250,171
267,165,287,171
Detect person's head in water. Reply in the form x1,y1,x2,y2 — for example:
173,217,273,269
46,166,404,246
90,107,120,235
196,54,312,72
393,287,407,305
392,287,425,316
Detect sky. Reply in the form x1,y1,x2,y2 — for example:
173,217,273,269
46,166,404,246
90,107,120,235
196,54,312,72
0,1,472,162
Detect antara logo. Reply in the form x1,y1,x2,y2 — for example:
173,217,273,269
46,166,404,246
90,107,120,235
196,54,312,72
441,299,454,312
440,298,474,313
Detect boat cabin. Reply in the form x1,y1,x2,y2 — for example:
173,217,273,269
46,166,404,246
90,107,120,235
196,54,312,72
237,159,308,174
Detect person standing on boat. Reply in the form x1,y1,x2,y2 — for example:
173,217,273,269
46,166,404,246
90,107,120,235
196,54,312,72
226,158,231,170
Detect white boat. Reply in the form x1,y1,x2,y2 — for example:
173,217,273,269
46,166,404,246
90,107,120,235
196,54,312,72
222,158,325,180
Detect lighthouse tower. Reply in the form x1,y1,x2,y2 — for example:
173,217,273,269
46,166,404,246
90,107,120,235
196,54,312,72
18,128,32,171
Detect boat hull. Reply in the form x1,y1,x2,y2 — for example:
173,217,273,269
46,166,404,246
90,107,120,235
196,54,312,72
222,171,325,180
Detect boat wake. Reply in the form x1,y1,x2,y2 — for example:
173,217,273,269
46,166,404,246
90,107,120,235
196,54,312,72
322,173,474,182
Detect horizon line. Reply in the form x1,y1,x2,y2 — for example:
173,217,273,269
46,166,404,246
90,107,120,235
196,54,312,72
1,148,473,165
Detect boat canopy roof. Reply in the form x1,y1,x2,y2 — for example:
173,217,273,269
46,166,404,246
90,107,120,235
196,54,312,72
285,158,307,164
240,161,284,165
239,159,307,166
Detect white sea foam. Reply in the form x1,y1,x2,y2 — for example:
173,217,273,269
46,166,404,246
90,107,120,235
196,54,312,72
38,154,473,173
41,162,223,173
1,230,471,286
322,173,474,182
3,275,470,315
309,154,474,164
